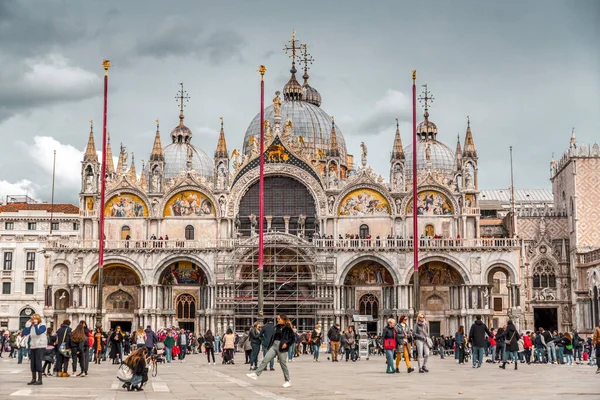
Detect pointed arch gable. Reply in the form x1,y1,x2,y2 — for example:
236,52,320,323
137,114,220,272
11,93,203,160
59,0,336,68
483,260,519,285
402,254,471,285
160,183,219,218
335,183,394,216
104,192,149,218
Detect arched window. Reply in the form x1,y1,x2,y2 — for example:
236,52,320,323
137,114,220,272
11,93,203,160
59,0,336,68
359,293,379,318
20,308,35,329
106,290,134,310
570,197,575,231
532,259,556,288
176,294,196,319
185,225,194,240
54,289,69,310
121,225,131,240
359,224,370,239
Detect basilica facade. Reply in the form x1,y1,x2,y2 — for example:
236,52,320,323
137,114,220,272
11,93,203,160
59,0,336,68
40,37,600,337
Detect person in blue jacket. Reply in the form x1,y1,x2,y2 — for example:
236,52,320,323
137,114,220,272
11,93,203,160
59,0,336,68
22,313,47,385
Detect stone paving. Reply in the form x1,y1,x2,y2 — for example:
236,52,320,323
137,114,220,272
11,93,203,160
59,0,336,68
0,353,598,400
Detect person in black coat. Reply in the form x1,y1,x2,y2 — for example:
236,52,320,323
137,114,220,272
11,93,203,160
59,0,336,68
258,320,276,371
55,320,72,376
247,314,295,387
499,320,521,370
467,315,492,368
109,326,125,364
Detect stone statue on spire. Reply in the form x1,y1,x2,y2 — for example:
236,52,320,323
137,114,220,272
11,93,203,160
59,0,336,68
273,91,282,117
361,142,368,167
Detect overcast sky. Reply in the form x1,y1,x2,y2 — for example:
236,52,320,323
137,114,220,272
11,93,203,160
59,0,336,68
0,0,598,204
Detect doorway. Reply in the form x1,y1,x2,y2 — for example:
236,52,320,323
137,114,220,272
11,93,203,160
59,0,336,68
429,321,441,338
179,321,195,332
534,307,558,332
111,320,132,333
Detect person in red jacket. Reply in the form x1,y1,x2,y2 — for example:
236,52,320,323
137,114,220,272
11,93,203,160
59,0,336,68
489,328,497,363
522,331,533,364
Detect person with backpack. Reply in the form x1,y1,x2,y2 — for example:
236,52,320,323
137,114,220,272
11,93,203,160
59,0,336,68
204,330,216,365
327,323,341,362
69,324,88,376
42,327,56,377
55,320,72,377
467,315,492,368
499,320,520,370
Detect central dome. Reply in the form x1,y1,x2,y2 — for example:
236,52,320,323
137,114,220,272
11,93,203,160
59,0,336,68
243,101,348,165
163,143,213,180
404,139,455,178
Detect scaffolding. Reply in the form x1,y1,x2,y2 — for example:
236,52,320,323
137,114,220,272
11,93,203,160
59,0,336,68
215,234,336,332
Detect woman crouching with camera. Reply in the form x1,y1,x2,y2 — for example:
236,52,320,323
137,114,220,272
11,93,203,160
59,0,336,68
120,347,147,391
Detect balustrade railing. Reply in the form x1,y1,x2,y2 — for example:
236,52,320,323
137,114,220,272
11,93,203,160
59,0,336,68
46,237,521,251
579,248,600,265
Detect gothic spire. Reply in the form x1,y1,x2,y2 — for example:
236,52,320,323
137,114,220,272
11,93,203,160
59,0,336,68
215,117,228,158
327,116,340,157
84,120,98,163
462,116,477,158
128,152,137,181
150,119,164,162
105,133,115,175
455,133,462,170
391,118,404,160
140,159,148,190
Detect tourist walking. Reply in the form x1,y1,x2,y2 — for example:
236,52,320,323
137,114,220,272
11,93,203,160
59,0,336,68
468,315,492,368
248,322,261,370
342,326,357,362
395,315,413,373
327,323,341,362
93,328,104,364
523,331,532,364
222,328,236,364
247,314,295,388
413,313,430,373
42,327,56,377
70,324,88,376
177,328,188,362
592,327,600,373
259,319,276,369
455,326,466,364
311,323,323,362
164,330,174,363
55,320,72,377
499,320,520,370
541,327,556,364
382,318,397,374
16,330,28,364
22,314,47,386
134,327,146,349
204,330,216,365
144,326,158,354
109,326,125,364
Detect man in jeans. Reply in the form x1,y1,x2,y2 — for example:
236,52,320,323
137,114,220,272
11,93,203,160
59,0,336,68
541,328,556,364
468,315,492,368
327,323,341,362
177,328,188,362
259,319,275,371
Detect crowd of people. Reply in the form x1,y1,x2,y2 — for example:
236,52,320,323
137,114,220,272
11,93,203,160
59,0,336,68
2,313,599,390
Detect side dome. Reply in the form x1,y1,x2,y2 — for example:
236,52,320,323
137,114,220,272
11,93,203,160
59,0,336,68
242,101,347,164
404,140,455,178
163,143,214,180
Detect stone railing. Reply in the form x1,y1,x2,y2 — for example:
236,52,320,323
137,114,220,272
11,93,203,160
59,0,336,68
46,237,521,251
313,237,520,250
463,207,480,215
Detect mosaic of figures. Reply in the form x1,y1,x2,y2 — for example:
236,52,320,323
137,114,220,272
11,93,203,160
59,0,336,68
338,189,391,216
91,265,141,286
415,262,463,285
344,261,394,286
104,194,148,218
159,261,208,285
407,190,454,216
164,191,214,217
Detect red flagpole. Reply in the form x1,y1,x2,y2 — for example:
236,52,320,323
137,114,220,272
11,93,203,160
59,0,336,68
95,60,110,329
257,65,266,318
412,70,420,317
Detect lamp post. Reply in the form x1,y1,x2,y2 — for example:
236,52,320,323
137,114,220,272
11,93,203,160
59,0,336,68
412,70,420,318
95,59,110,330
257,65,266,319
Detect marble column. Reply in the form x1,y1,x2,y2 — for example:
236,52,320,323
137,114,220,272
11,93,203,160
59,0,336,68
266,216,272,231
283,216,290,234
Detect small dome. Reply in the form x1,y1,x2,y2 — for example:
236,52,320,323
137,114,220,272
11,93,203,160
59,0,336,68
416,111,438,139
243,100,347,164
170,123,193,144
302,83,322,107
404,139,455,178
283,64,303,101
163,143,214,180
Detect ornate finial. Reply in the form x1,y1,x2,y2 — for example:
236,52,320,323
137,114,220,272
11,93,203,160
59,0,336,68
107,132,111,144
155,119,159,131
396,117,399,129
418,84,434,116
220,116,224,128
412,70,416,83
299,43,314,82
89,120,93,130
283,29,300,71
331,115,335,127
102,59,111,75
175,82,190,125
258,65,266,81
467,115,470,127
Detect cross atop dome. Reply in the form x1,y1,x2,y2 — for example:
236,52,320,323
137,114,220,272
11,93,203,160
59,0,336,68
175,82,190,127
299,43,321,107
416,84,438,140
282,30,303,101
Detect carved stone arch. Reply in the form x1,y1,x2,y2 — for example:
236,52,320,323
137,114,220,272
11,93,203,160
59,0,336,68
401,184,459,217
587,267,600,292
159,184,219,218
335,183,395,215
82,255,146,285
338,254,399,286
228,164,327,218
424,293,445,312
52,263,69,286
484,261,519,285
104,187,152,217
402,254,471,285
153,254,213,286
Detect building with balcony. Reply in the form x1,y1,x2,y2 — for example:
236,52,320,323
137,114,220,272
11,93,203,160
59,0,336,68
0,199,79,331
41,35,599,337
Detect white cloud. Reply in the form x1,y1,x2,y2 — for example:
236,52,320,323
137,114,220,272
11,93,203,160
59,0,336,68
0,179,38,203
27,136,83,191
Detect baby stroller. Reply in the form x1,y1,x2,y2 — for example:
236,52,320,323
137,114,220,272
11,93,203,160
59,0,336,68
222,348,235,364
154,342,166,364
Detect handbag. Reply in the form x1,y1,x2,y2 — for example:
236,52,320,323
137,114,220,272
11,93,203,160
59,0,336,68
506,331,516,345
383,330,396,350
116,363,133,382
426,337,433,349
566,344,573,350
58,329,71,358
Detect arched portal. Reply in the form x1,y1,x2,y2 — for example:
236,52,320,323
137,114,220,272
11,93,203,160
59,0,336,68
342,259,395,333
19,307,36,330
234,246,317,332
238,176,317,236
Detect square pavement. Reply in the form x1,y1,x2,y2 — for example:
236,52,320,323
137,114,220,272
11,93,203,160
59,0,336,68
1,353,598,399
